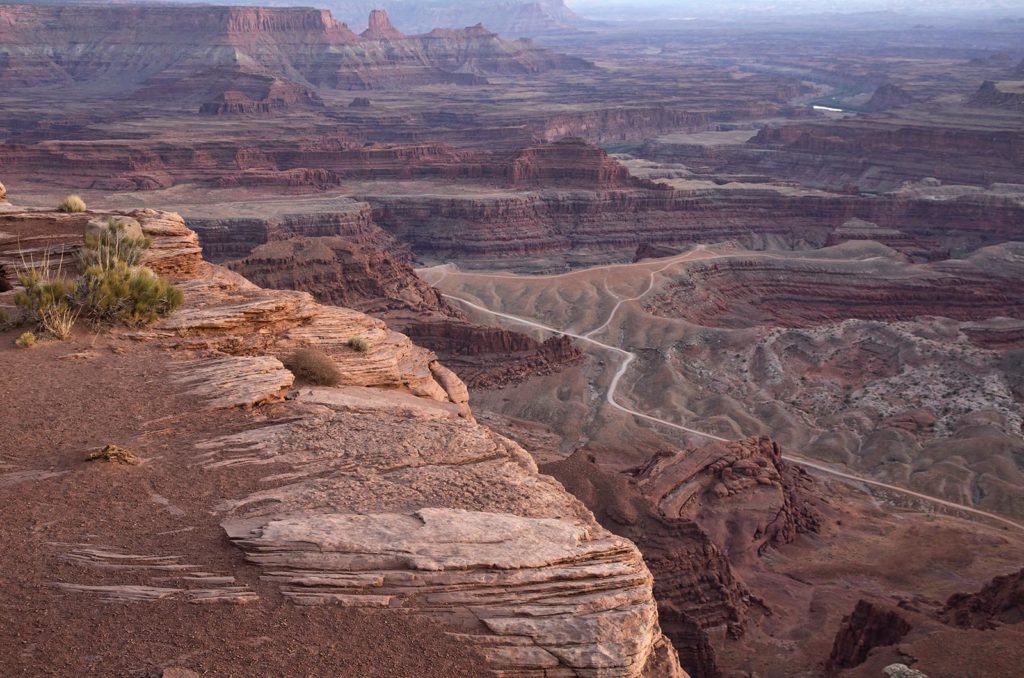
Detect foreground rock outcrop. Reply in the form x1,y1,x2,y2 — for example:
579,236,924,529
0,200,685,677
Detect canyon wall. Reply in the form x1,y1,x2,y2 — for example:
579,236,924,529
0,5,591,105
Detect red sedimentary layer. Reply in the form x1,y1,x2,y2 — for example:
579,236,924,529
0,5,590,97
367,186,1024,263
643,245,1024,329
228,235,583,388
825,600,912,672
941,568,1024,629
747,119,1024,189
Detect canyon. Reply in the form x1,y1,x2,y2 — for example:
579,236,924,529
2,2,1024,677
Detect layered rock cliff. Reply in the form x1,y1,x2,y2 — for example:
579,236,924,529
225,234,583,388
642,243,1024,330
365,185,1024,267
0,5,591,102
0,200,686,677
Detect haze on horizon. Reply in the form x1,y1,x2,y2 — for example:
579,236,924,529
567,0,1024,18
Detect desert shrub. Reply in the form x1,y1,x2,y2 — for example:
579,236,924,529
0,309,9,328
76,220,182,326
14,267,78,339
38,302,78,340
58,194,87,213
15,331,36,348
285,348,341,386
347,336,370,353
79,262,183,326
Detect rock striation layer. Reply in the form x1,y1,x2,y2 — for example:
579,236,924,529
0,6,592,102
227,235,583,388
643,244,1024,330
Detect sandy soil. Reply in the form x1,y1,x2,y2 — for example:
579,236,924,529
0,328,483,677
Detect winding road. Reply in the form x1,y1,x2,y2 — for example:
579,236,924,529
423,252,1024,534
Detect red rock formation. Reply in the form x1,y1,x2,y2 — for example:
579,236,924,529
227,236,454,317
187,200,391,263
826,601,912,672
969,80,1024,112
507,137,660,188
862,83,915,112
643,244,1024,330
544,450,752,678
634,437,821,564
941,568,1024,629
197,79,324,116
361,9,405,40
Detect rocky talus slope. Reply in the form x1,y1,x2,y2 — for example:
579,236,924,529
0,202,685,677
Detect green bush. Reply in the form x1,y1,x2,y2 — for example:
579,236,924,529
76,219,183,327
58,194,87,213
79,262,183,326
285,348,341,386
15,331,36,348
347,336,370,353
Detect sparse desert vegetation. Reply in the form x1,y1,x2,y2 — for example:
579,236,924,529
57,194,87,213
284,348,341,386
12,219,183,337
347,336,369,353
14,331,36,348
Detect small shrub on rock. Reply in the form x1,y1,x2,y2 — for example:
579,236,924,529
347,336,370,353
285,348,341,386
15,331,36,348
58,194,87,213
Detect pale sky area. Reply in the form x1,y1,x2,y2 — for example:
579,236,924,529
567,0,1024,14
